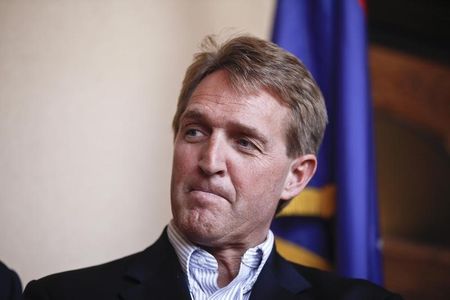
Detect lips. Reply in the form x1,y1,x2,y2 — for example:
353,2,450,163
188,182,230,203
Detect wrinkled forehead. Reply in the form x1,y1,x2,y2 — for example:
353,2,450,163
188,70,286,113
225,70,284,104
192,69,289,111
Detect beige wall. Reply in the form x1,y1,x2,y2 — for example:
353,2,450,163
0,0,275,285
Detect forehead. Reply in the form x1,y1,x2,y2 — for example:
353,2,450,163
183,70,290,125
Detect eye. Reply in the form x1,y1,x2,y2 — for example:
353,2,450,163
236,138,258,152
186,128,201,137
184,128,206,142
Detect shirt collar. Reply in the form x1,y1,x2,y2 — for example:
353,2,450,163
167,220,274,275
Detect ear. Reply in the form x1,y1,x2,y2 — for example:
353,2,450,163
280,154,317,201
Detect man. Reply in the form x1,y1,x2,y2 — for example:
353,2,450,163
23,35,402,299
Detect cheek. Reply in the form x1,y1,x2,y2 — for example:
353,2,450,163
173,144,196,174
234,162,288,200
171,147,193,201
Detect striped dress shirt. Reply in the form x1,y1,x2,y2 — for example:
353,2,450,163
167,221,274,300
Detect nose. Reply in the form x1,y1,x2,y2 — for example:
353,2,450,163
198,134,227,176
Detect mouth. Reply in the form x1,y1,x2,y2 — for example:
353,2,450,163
188,184,229,203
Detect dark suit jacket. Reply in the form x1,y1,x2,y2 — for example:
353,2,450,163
23,230,402,299
0,261,22,300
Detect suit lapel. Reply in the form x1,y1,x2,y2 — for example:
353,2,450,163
119,229,191,300
250,249,312,300
118,230,312,300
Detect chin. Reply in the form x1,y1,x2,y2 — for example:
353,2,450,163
174,211,224,245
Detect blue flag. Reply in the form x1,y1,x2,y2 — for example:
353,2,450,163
271,0,382,284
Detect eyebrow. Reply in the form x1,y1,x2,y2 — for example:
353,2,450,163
180,109,269,147
181,109,206,123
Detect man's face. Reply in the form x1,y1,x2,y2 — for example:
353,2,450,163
170,70,300,249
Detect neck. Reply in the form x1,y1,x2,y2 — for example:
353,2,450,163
208,247,246,288
200,231,271,287
204,233,267,288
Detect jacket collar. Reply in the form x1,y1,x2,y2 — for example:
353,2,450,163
119,228,311,300
250,246,312,300
119,229,191,300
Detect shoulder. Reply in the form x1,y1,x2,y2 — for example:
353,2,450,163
0,261,22,300
23,251,139,299
23,230,174,300
288,261,403,300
